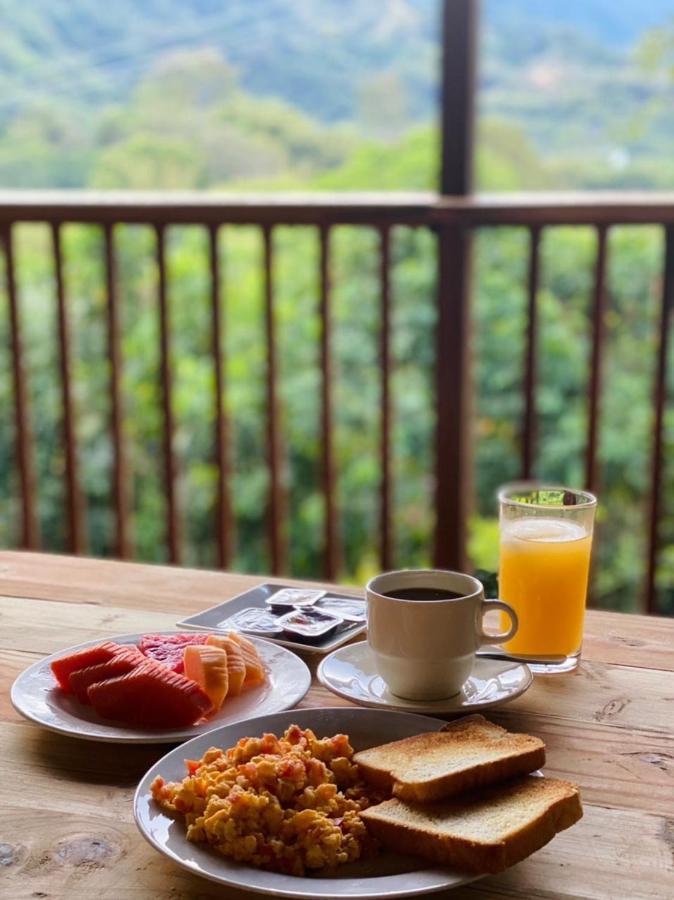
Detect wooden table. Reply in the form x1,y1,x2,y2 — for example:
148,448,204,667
1,551,673,899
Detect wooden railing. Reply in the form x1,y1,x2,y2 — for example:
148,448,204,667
0,190,672,613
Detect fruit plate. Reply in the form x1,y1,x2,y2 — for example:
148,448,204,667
134,707,483,898
11,631,311,744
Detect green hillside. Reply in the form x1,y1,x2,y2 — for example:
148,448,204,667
0,0,672,189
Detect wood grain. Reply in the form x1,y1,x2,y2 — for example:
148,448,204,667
1,551,674,899
0,552,671,669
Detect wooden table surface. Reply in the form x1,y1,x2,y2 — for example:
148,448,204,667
1,551,673,900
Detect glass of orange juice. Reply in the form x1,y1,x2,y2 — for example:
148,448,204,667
498,483,597,673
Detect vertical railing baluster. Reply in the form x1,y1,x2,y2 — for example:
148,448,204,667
1,224,39,549
319,225,339,580
156,223,181,564
586,225,608,493
645,224,674,615
209,224,234,569
262,225,286,574
104,223,131,558
522,225,542,479
52,223,86,554
379,225,393,571
433,224,471,571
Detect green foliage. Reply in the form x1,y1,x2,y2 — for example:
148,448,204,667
3,207,670,613
0,3,673,615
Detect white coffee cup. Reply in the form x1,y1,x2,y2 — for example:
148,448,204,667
366,569,519,701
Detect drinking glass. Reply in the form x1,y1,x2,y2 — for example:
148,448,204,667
498,483,597,673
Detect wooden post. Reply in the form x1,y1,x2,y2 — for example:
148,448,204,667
104,224,132,559
52,223,87,554
522,225,542,479
645,225,674,614
1,224,39,549
433,0,478,570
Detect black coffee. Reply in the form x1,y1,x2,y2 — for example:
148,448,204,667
384,587,463,601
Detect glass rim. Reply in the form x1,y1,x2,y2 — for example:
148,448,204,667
498,481,597,511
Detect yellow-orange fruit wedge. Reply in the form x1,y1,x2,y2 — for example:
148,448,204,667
183,644,229,711
226,631,266,685
204,636,246,696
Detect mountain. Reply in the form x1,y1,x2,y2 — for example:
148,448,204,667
3,0,671,128
484,0,674,48
0,0,672,189
0,0,437,125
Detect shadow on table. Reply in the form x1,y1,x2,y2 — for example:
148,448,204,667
26,726,176,786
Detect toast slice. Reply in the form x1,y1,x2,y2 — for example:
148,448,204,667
360,775,582,874
353,715,545,802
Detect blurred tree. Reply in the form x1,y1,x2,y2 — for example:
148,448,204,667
357,70,410,142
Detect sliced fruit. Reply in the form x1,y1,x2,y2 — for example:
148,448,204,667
87,660,213,727
68,646,145,703
204,635,246,696
223,631,266,685
50,641,123,692
183,644,229,711
139,633,209,673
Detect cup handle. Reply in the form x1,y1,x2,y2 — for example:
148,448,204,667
479,599,518,644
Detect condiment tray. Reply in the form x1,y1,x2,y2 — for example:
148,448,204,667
176,583,366,654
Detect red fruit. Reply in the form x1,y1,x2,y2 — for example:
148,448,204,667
68,646,145,703
50,641,123,692
87,660,213,727
139,633,209,673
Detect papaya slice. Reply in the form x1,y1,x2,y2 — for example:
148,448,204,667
87,660,213,727
183,644,229,711
223,632,266,685
68,646,145,703
203,635,246,696
50,641,123,692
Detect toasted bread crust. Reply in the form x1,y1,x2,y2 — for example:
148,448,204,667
354,715,545,802
361,777,583,874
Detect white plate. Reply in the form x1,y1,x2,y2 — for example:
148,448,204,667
11,631,311,744
134,707,482,898
317,641,532,714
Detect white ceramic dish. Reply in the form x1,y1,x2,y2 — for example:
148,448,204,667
176,582,366,653
134,707,482,898
317,640,532,714
11,630,311,744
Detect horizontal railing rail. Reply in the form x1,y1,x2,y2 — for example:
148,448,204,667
0,191,672,614
2,190,674,226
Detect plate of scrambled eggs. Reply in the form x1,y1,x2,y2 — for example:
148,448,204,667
134,707,481,898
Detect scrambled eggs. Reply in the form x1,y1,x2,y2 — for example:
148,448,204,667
151,725,379,875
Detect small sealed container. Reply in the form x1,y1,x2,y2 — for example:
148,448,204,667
219,607,283,636
265,587,326,611
316,596,366,623
278,607,343,643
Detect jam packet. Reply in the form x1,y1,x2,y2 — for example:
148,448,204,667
277,607,343,642
265,587,326,609
219,607,283,636
316,596,366,623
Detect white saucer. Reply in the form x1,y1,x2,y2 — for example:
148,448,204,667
317,641,533,714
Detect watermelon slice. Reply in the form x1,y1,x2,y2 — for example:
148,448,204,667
139,633,209,673
50,641,124,692
87,660,213,727
68,646,145,703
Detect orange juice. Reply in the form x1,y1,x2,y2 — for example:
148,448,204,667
499,517,592,656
